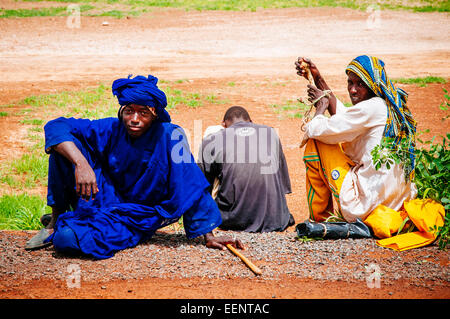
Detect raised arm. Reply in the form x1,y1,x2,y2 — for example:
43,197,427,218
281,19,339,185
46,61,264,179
295,57,337,116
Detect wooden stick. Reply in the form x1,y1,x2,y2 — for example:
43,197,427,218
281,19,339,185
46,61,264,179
300,61,314,85
226,244,262,276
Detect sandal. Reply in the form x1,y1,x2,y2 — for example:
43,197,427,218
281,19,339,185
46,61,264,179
25,228,52,250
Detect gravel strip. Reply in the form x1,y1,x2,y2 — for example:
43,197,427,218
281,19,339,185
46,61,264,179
0,230,448,288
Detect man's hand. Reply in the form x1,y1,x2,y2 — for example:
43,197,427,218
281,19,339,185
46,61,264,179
75,161,98,201
53,141,99,202
307,84,325,105
296,57,337,117
295,57,321,82
307,84,329,115
204,232,245,251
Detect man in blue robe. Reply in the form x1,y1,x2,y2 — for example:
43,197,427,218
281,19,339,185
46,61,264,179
25,75,244,259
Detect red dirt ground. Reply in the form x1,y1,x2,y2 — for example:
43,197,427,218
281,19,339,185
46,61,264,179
0,2,449,300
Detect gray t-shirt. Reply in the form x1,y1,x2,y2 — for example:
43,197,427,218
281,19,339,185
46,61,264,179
198,121,292,232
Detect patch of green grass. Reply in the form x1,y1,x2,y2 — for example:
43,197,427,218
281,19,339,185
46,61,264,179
0,4,142,20
22,91,78,110
21,118,45,126
26,133,46,152
0,145,48,190
0,173,21,188
0,5,94,18
0,111,8,117
392,76,447,87
413,3,450,12
162,86,227,109
271,99,309,119
88,9,142,18
19,0,450,12
29,126,43,133
98,10,126,18
185,99,201,108
12,153,48,180
16,84,118,119
0,194,49,230
0,131,48,189
205,94,229,104
164,86,192,109
0,7,67,18
0,153,49,190
126,0,360,11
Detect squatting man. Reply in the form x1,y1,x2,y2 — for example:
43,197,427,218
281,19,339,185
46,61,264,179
25,74,244,258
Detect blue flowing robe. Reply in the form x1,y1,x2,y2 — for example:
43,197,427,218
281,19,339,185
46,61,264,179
44,117,222,259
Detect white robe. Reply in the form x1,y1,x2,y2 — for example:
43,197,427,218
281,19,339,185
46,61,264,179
305,96,417,222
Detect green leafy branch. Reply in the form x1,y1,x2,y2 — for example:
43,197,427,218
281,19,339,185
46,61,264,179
371,88,449,250
370,136,413,180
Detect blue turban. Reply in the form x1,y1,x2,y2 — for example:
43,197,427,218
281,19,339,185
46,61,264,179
112,74,171,123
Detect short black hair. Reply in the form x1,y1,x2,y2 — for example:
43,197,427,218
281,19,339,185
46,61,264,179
223,106,251,122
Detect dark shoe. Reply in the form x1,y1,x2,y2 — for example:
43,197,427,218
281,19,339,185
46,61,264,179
296,218,372,239
25,228,52,250
40,213,52,227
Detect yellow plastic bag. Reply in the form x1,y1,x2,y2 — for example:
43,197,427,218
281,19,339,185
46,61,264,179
364,204,406,239
375,199,445,251
404,199,445,232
